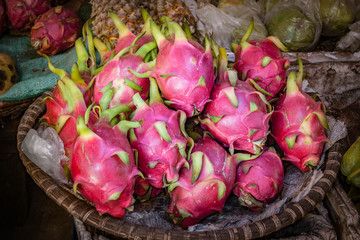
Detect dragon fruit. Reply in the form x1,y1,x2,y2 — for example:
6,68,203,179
167,134,254,228
93,37,157,111
30,6,82,56
150,20,215,117
129,77,189,188
69,104,141,218
41,76,96,156
5,0,51,31
270,57,330,171
233,18,290,100
0,0,6,36
200,48,272,155
233,147,284,211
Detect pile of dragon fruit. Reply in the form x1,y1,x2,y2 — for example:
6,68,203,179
1,0,81,55
40,12,331,229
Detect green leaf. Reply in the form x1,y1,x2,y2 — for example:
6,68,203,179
114,151,130,165
222,87,238,108
191,152,204,184
128,68,151,78
250,101,258,113
149,161,158,168
261,56,271,68
108,191,122,201
241,17,254,42
241,164,253,175
285,135,297,150
195,76,206,88
124,78,143,92
215,180,226,200
210,115,222,123
154,121,172,143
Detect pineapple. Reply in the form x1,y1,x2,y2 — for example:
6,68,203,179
154,0,196,31
90,0,197,41
90,0,144,41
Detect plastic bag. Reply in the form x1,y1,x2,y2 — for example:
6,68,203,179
21,125,69,185
336,21,360,51
195,1,267,50
320,0,356,37
263,0,322,52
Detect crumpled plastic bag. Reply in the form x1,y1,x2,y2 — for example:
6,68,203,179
195,0,267,50
263,0,322,52
336,21,360,52
21,125,69,185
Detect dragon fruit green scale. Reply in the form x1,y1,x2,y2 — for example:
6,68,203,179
271,57,330,171
150,20,215,117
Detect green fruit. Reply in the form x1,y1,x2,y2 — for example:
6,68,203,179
341,136,360,187
266,7,316,51
320,0,355,37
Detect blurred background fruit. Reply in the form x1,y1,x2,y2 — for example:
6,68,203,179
0,53,17,95
30,5,82,56
5,0,51,32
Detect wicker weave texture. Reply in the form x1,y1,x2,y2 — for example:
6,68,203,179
17,89,342,240
0,99,34,118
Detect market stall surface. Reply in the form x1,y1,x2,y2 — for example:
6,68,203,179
1,115,73,240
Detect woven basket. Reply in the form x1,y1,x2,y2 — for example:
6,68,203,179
0,99,34,119
17,89,343,240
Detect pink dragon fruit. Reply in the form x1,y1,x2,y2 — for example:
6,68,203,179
41,76,97,156
167,134,254,228
70,106,141,218
233,147,284,211
30,6,82,56
5,0,51,31
0,0,7,36
93,38,157,111
129,77,189,188
150,20,215,117
270,57,330,171
233,18,290,100
200,48,272,155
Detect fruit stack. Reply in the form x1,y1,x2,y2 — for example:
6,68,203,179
0,0,82,55
38,9,330,229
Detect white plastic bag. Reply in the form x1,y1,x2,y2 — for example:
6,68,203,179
195,1,267,50
336,21,360,51
21,126,69,185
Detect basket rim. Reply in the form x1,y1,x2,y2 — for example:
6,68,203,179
16,88,342,240
0,98,35,118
